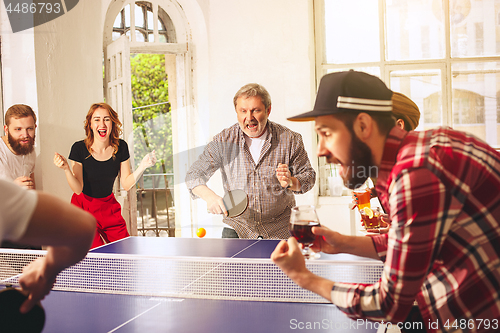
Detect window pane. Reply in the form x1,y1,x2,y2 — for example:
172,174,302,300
135,4,144,28
451,62,500,147
112,31,121,41
113,12,122,29
158,19,165,31
324,0,380,64
136,31,146,42
451,0,500,57
147,10,154,30
389,69,442,130
148,33,154,43
124,4,131,28
386,0,445,60
159,33,167,43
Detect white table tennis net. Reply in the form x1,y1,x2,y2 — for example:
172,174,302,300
0,249,383,303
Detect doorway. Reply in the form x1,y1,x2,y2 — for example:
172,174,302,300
131,53,175,236
104,0,189,237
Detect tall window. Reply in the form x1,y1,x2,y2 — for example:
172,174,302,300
315,0,500,195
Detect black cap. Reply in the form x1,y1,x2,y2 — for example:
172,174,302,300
288,70,393,122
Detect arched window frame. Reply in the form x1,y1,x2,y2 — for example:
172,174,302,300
112,1,177,44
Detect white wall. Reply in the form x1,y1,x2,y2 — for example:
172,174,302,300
34,0,105,200
187,0,319,237
0,12,38,112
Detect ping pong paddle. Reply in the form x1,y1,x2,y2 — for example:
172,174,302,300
222,189,248,218
0,288,45,333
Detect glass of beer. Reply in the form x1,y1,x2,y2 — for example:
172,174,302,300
289,205,321,259
353,188,371,210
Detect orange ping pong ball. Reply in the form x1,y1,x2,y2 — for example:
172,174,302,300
196,228,206,238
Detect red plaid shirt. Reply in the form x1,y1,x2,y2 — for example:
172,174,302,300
331,126,500,332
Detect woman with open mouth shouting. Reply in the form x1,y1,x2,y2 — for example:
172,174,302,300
53,102,156,248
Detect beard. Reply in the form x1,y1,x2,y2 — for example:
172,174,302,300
342,132,376,190
7,131,35,155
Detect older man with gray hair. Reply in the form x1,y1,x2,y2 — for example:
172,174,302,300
186,83,316,239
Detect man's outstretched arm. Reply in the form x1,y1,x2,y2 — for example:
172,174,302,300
16,192,95,313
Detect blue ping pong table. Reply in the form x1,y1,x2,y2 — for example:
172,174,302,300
40,237,380,333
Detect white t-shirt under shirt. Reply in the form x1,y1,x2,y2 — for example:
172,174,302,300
0,138,36,181
0,179,37,241
243,130,267,165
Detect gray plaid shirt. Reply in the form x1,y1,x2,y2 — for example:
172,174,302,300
185,121,316,239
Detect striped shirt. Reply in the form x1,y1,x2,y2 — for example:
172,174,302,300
331,126,500,332
185,121,316,239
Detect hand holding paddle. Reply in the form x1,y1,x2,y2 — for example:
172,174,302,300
193,185,248,218
205,190,248,218
18,256,56,314
0,257,52,333
205,192,228,216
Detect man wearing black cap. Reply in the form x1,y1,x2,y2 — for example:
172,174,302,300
271,70,500,332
